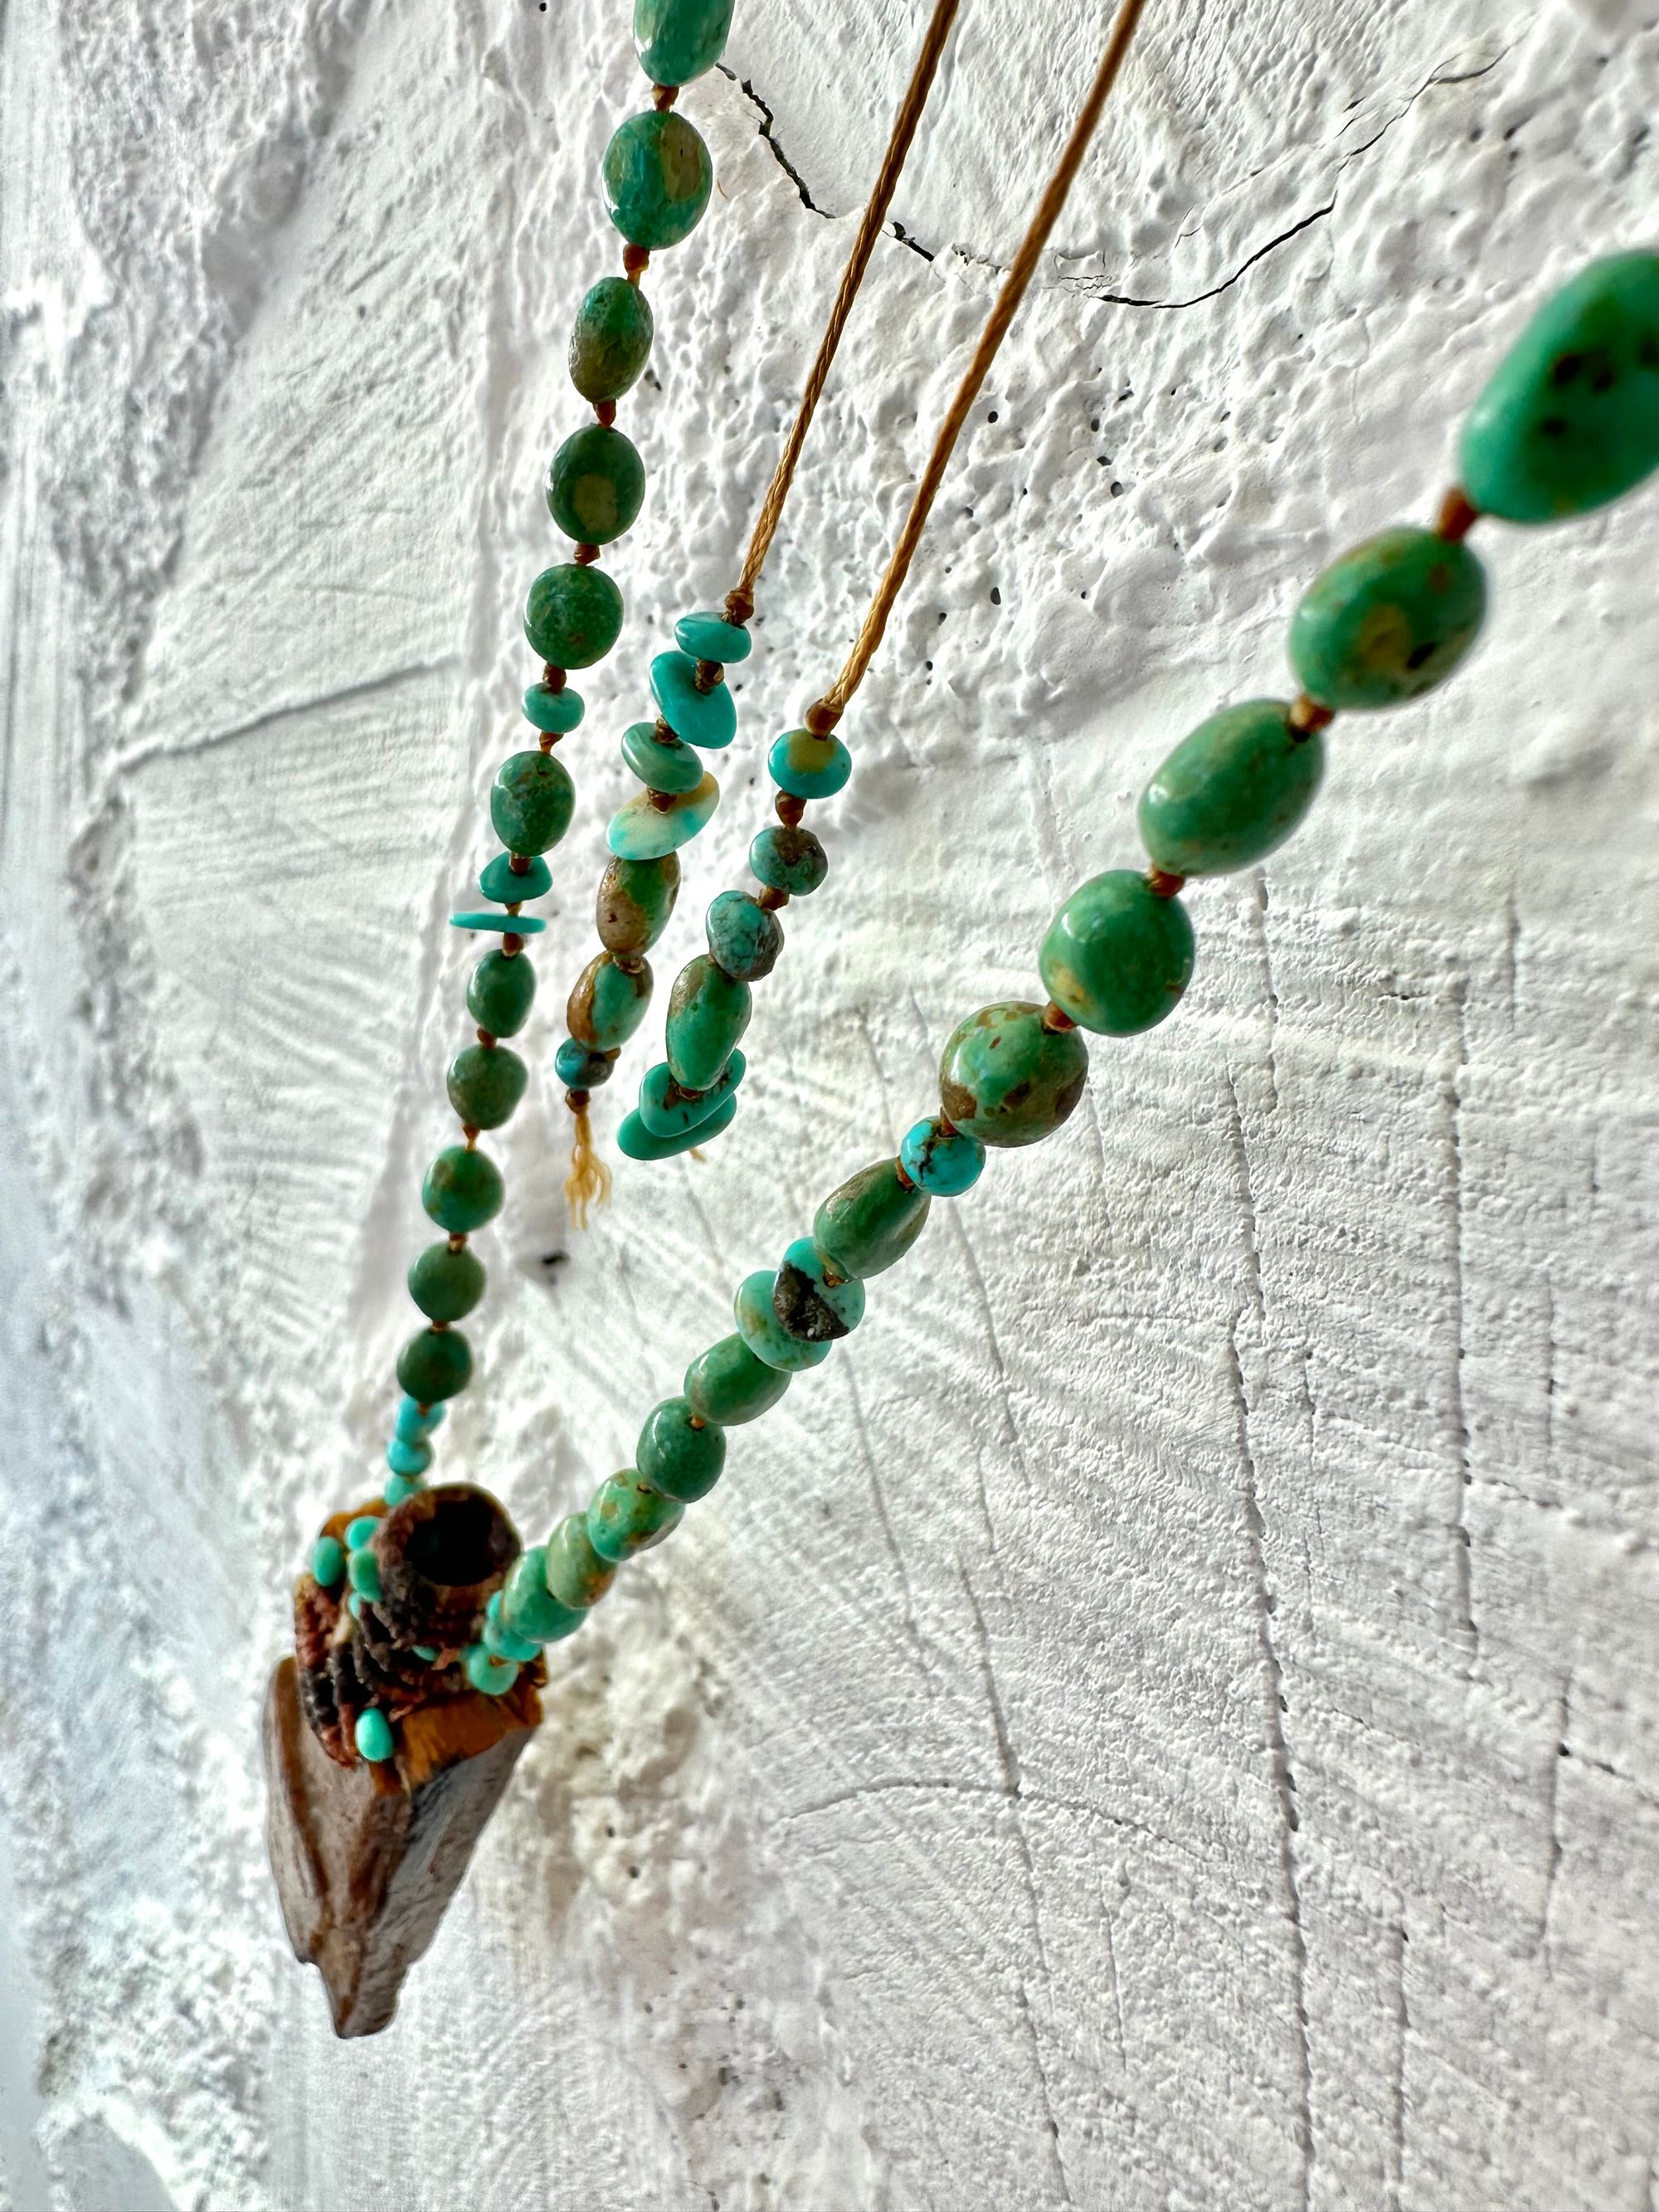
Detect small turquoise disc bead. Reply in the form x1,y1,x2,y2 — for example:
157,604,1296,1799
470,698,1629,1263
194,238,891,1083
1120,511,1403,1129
666,954,751,1090
751,824,827,897
1039,871,1195,1037
465,1645,519,1696
395,1394,445,1440
397,1325,474,1403
635,0,734,86
523,682,583,735
651,651,736,750
1289,527,1486,711
483,1591,543,1664
348,1545,382,1600
899,1116,985,1197
773,1235,865,1341
480,852,552,905
603,111,713,250
355,1709,395,1763
684,1334,791,1426
587,1470,683,1563
557,1038,615,1089
938,1004,1089,1147
736,1270,833,1373
547,424,646,547
524,562,624,668
770,727,851,800
638,1049,745,1136
621,718,705,794
447,1043,528,1130
617,1093,737,1159
705,891,782,982
1139,700,1323,878
452,911,545,936
545,1514,617,1610
636,1395,727,1500
1461,252,1659,523
569,276,655,404
467,949,536,1039
386,1432,432,1475
675,610,750,663
312,1534,345,1587
407,1241,485,1324
384,1473,421,1508
609,772,719,859
502,1546,586,1644
346,1514,380,1552
567,950,653,1052
598,853,681,955
422,1145,504,1232
813,1159,930,1280
492,751,575,856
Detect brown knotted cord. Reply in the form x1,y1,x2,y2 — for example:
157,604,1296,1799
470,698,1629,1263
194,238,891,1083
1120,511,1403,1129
810,0,1151,721
724,0,964,623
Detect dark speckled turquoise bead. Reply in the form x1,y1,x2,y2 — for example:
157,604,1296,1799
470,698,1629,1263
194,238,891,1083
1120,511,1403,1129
736,1270,831,1373
1039,872,1194,1036
675,610,750,663
773,1235,864,1339
397,1326,473,1403
502,1546,585,1643
569,277,654,404
547,425,645,547
603,112,713,250
636,1395,727,1500
939,1002,1089,1146
1139,700,1323,878
621,719,704,794
1289,528,1486,711
545,1514,616,1610
770,727,851,800
899,1116,985,1197
421,1145,504,1232
684,1335,791,1426
666,954,751,1090
705,890,782,981
617,1095,737,1159
447,1043,528,1130
652,651,736,750
467,949,536,1038
751,825,827,896
812,1159,930,1280
638,1049,745,1136
556,1038,615,1090
1462,253,1659,523
492,751,575,856
523,683,583,734
567,950,653,1052
480,851,552,904
407,1241,485,1323
635,0,733,85
587,1471,683,1563
524,563,624,668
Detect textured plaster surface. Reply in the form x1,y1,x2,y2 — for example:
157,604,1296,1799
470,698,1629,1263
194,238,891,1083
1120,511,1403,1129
2,0,1658,2205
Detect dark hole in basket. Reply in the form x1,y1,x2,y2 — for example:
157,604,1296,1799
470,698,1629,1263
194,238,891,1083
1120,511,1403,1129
407,1493,509,1588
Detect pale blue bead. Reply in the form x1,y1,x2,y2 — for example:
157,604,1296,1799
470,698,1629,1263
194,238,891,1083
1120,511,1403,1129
675,610,751,663
484,1591,543,1663
734,1269,832,1373
776,1234,865,1333
650,650,736,750
311,1534,345,1587
395,1396,445,1441
355,1709,395,1762
346,1514,380,1552
617,1094,737,1159
413,1644,440,1662
899,1116,986,1197
452,910,547,935
479,852,553,904
637,1049,745,1137
620,717,704,794
387,1437,431,1476
465,1643,520,1695
383,1472,421,1508
607,772,719,859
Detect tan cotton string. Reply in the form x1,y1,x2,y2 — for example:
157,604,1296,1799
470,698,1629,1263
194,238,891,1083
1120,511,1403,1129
810,0,1151,721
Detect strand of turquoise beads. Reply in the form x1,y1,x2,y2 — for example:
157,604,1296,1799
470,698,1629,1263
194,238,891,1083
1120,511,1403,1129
464,251,1659,1680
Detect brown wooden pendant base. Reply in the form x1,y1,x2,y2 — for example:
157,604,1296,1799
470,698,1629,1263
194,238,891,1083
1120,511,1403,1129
264,1652,542,2035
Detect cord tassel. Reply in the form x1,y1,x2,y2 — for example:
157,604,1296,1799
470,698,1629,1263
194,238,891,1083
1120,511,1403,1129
563,1099,612,1227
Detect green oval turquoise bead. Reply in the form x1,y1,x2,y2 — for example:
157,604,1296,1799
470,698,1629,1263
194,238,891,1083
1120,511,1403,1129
666,954,751,1090
569,276,655,403
346,1514,380,1551
621,718,704,794
603,111,713,250
355,1709,395,1763
705,890,782,982
396,1326,474,1403
492,751,575,856
636,1395,727,1499
587,1470,684,1563
608,772,719,859
567,950,652,1052
483,1591,542,1664
1461,252,1659,523
675,610,750,663
635,0,733,85
651,651,736,750
1289,527,1486,710
407,1240,486,1323
684,1335,791,1427
898,1116,985,1197
312,1534,345,1587
524,562,624,668
465,1645,519,1695
751,824,827,896
523,682,583,735
467,948,536,1038
770,727,851,800
447,1043,528,1130
812,1160,930,1281
502,1546,586,1643
736,1270,832,1373
638,1048,745,1137
421,1145,504,1232
1039,872,1195,1037
547,424,646,547
479,851,552,905
1138,699,1323,878
773,1235,864,1340
617,1094,737,1159
385,1436,431,1476
348,1545,382,1600
597,852,681,955
544,1514,616,1610
938,1003,1089,1147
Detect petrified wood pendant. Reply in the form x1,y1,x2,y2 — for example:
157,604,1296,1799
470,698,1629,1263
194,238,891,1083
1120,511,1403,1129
263,1483,542,2036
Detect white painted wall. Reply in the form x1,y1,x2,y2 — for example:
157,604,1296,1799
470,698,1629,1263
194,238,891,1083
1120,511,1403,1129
2,0,1657,2202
